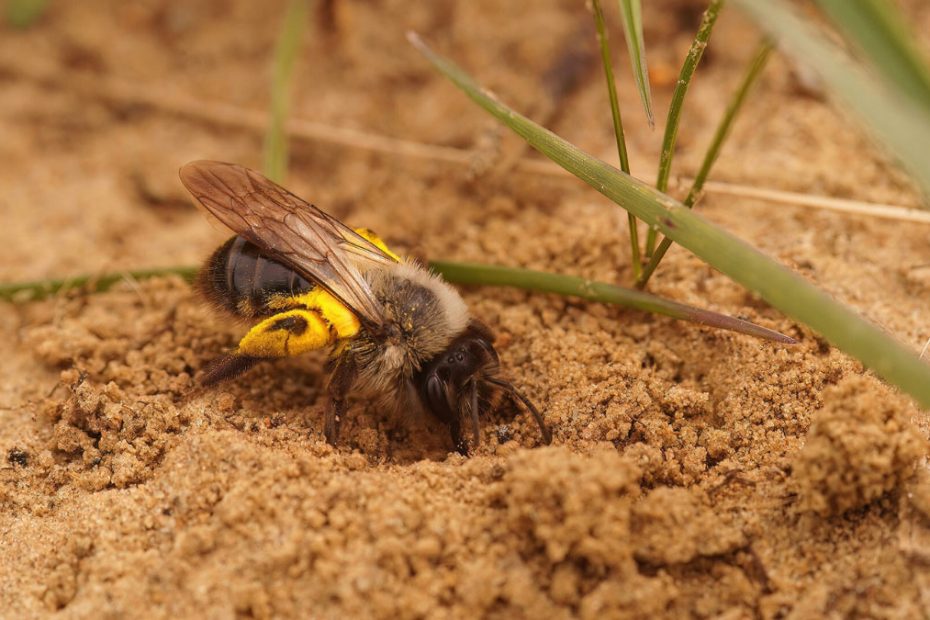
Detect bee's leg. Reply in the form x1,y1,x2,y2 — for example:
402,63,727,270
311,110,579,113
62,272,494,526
200,353,261,387
324,399,345,446
198,308,333,388
449,417,468,456
236,308,334,359
324,357,356,446
424,374,469,454
467,380,481,451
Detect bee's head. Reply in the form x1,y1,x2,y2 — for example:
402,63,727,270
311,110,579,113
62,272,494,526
416,321,551,454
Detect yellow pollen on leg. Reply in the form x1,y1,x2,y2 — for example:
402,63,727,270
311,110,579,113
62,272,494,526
237,309,332,358
289,289,361,340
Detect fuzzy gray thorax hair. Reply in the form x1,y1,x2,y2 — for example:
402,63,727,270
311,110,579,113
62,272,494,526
347,261,470,398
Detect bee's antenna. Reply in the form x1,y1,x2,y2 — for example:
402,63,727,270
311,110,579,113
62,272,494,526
487,378,552,445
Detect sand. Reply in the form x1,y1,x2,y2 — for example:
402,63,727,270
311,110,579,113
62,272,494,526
1,0,930,617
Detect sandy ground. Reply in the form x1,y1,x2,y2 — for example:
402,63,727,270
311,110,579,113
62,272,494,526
2,0,930,617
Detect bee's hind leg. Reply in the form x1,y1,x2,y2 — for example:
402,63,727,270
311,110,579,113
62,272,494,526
200,353,261,387
197,308,331,386
324,357,356,446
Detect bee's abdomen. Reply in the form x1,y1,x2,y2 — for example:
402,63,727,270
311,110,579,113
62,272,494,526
198,235,314,317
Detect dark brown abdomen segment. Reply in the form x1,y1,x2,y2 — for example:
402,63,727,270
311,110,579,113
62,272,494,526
197,235,314,317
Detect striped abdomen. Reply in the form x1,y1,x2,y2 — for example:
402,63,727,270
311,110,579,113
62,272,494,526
198,235,314,318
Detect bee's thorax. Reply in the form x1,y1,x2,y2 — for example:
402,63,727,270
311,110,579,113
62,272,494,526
347,261,470,401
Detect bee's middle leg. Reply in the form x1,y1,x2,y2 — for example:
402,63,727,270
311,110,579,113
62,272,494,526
324,358,356,446
324,399,345,446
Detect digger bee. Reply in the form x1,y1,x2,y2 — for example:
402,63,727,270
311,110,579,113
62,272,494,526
180,160,551,454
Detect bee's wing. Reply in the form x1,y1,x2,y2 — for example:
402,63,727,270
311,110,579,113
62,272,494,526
180,160,396,328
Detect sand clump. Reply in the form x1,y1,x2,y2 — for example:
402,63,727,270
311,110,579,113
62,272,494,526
792,376,927,517
630,487,747,566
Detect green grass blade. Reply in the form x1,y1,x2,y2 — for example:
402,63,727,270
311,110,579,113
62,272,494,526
617,0,654,127
648,0,725,256
734,0,930,200
431,261,794,343
0,267,200,302
813,0,930,110
0,263,794,343
638,39,773,288
592,0,631,175
408,31,930,408
683,41,771,207
591,0,641,279
5,0,50,28
263,0,308,183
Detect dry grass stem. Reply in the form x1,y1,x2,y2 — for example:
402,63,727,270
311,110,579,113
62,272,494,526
3,55,926,225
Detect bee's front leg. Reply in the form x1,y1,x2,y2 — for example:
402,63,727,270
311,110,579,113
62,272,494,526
324,357,356,446
449,418,468,456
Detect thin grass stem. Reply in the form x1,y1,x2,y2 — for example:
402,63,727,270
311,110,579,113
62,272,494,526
431,261,793,342
591,0,631,173
12,57,928,221
647,0,724,257
617,0,654,127
0,267,199,303
591,0,641,279
638,39,773,288
263,0,308,183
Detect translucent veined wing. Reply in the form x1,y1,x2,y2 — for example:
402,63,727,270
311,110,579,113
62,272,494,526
180,160,397,328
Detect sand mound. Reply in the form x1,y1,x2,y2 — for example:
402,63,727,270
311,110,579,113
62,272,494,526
793,376,926,517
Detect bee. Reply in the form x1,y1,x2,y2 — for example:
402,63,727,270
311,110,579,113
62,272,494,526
180,161,551,454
